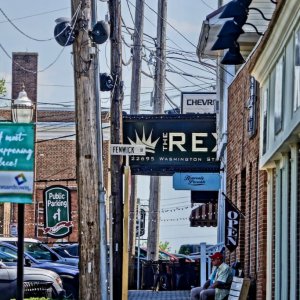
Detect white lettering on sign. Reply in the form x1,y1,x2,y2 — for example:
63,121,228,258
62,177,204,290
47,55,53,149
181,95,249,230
226,211,239,246
47,192,68,208
162,132,214,153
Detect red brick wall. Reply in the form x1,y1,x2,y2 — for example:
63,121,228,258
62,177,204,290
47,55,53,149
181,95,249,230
227,63,267,300
2,52,111,243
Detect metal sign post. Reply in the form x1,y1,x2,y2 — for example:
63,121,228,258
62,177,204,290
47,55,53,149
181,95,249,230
110,145,145,300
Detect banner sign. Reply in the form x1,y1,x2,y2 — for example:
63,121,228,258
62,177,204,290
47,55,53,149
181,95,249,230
0,123,34,204
43,186,73,238
123,114,219,175
173,172,220,190
181,92,217,114
225,197,240,252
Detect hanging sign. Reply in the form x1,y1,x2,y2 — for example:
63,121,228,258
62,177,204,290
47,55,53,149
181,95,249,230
123,114,219,175
173,172,220,190
0,123,34,204
225,197,240,252
43,185,73,238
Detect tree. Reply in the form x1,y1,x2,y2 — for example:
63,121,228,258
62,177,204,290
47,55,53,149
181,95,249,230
159,241,171,252
0,79,6,96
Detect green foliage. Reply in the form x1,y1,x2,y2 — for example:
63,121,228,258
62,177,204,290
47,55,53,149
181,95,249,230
159,241,171,252
0,79,6,96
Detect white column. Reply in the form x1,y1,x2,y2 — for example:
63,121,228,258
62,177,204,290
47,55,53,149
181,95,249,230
266,168,274,300
290,144,298,300
281,153,289,300
274,160,281,300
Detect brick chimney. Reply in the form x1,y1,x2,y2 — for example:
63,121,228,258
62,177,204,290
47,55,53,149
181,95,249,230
12,52,38,103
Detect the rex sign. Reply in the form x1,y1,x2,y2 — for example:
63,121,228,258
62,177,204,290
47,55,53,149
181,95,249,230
123,114,219,175
43,186,73,238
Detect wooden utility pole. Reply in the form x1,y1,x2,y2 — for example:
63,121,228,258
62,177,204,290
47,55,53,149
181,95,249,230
71,0,100,299
108,1,123,299
147,0,167,261
128,0,145,287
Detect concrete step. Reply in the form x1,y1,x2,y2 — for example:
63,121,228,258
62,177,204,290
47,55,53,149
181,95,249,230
128,290,190,300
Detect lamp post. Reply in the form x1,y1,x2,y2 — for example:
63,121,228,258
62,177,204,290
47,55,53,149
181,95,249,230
12,86,34,300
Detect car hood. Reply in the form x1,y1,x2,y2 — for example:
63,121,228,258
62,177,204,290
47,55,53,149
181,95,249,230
32,261,79,275
5,266,59,281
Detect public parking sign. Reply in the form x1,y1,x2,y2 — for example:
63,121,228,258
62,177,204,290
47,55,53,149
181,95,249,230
43,185,73,238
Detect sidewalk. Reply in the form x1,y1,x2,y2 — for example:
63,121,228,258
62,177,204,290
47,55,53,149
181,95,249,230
128,290,190,299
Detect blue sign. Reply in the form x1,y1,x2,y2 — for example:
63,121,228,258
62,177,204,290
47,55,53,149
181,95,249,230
173,173,220,191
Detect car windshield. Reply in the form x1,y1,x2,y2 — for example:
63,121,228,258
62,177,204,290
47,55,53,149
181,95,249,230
24,242,53,261
0,249,17,263
0,245,18,262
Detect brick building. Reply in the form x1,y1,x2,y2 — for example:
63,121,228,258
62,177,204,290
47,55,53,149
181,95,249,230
226,63,267,300
0,52,110,243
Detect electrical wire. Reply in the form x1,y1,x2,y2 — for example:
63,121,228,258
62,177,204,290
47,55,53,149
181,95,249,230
0,4,80,42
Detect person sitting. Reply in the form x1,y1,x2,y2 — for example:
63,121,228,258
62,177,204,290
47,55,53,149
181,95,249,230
190,252,233,300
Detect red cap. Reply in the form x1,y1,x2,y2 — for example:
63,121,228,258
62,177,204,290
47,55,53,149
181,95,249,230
209,252,223,260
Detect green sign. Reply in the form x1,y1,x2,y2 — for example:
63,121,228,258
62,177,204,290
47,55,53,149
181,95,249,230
0,123,34,204
43,185,73,238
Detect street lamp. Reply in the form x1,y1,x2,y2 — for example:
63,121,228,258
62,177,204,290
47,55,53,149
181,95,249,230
12,85,34,300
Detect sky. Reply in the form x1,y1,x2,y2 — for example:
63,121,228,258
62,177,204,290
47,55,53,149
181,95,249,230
0,0,219,252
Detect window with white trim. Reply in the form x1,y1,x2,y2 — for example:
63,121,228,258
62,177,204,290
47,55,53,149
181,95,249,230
274,56,284,134
294,29,300,111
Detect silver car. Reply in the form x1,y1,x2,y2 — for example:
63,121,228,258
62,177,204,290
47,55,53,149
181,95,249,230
0,262,65,300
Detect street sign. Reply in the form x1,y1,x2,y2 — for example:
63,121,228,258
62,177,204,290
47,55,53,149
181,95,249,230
43,185,73,238
0,123,35,204
136,208,146,237
110,144,146,156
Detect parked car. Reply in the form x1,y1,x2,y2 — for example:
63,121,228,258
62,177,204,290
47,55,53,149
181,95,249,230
178,244,200,255
0,260,65,300
52,243,79,258
0,237,78,267
0,242,79,299
170,253,195,263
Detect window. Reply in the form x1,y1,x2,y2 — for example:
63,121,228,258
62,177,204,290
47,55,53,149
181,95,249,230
274,56,284,134
262,88,268,154
294,29,300,111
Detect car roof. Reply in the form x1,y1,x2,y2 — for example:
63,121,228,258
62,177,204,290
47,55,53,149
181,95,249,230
0,237,40,243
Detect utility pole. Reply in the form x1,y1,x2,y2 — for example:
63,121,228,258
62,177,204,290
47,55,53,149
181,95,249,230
147,0,167,261
128,0,145,287
91,0,108,299
71,0,100,299
108,1,124,299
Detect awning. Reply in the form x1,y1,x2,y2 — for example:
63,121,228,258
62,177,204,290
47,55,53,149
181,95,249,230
189,203,218,227
191,191,219,204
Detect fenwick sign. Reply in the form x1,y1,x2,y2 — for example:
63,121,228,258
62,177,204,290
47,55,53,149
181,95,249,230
0,123,34,204
43,186,73,238
123,114,219,175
